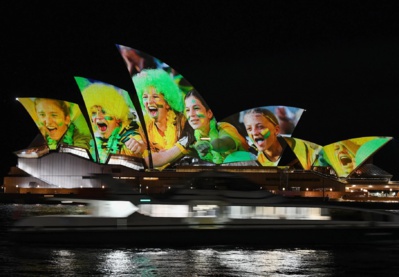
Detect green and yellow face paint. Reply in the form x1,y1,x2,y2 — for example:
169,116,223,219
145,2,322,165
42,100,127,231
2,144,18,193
185,98,206,121
261,128,271,139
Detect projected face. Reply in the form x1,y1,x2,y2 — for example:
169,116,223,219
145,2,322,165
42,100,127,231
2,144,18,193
243,111,280,152
35,98,71,141
185,94,213,132
90,105,121,139
332,141,359,175
142,86,169,122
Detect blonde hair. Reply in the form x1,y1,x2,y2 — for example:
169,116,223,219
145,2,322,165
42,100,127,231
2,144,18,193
244,108,279,126
82,83,130,127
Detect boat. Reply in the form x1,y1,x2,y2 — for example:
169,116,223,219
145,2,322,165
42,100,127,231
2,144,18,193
7,171,399,247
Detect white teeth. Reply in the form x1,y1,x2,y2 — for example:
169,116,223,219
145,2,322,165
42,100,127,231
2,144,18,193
339,155,352,165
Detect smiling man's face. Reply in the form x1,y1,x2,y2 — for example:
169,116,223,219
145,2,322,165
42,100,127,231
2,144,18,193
36,99,70,141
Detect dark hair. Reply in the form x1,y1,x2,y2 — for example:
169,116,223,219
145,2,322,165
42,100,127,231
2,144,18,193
34,98,70,116
185,89,210,111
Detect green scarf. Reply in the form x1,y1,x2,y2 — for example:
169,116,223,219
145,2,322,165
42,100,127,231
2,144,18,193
194,118,224,164
95,126,122,163
46,124,75,149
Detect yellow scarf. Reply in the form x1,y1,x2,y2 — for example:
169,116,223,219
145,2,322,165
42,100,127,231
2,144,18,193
146,110,179,152
257,151,280,166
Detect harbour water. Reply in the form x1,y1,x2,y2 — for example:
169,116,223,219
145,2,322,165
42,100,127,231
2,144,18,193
1,203,399,276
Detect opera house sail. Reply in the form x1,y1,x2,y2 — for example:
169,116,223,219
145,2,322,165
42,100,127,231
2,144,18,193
3,45,396,201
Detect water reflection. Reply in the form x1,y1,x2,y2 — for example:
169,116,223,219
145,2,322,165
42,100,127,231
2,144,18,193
3,242,399,276
1,204,399,276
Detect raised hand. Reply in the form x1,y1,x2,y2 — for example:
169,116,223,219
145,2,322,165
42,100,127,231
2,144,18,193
193,140,212,157
124,136,146,156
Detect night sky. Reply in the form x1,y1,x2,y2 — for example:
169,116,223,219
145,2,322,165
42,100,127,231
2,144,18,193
2,1,399,180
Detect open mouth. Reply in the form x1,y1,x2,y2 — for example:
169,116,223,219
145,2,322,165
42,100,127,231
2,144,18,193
254,138,265,145
147,105,158,116
97,122,108,132
46,126,57,133
339,154,352,166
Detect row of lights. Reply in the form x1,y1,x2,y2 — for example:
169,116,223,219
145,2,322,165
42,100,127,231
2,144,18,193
281,187,333,191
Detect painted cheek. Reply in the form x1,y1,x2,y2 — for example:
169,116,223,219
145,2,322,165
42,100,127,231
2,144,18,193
261,128,271,139
197,113,206,118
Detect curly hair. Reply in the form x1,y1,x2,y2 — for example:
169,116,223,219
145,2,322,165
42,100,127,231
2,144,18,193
81,83,129,127
132,68,184,113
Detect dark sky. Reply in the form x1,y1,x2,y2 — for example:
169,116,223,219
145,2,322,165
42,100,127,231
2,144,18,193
2,1,399,179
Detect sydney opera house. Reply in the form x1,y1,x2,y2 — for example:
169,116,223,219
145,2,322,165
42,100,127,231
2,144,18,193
3,45,398,201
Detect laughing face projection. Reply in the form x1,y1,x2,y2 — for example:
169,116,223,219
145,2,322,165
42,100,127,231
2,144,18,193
90,105,121,140
184,89,250,164
184,91,212,133
35,98,71,146
332,141,359,175
314,137,392,178
81,82,145,163
132,68,189,169
142,86,169,123
243,108,284,166
318,139,363,177
18,97,93,153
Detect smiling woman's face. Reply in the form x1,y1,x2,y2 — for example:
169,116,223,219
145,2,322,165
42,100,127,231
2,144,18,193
185,95,212,132
142,86,169,121
243,112,279,152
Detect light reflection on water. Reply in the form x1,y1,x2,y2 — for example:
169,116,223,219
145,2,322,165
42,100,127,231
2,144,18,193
1,204,399,276
2,246,338,276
